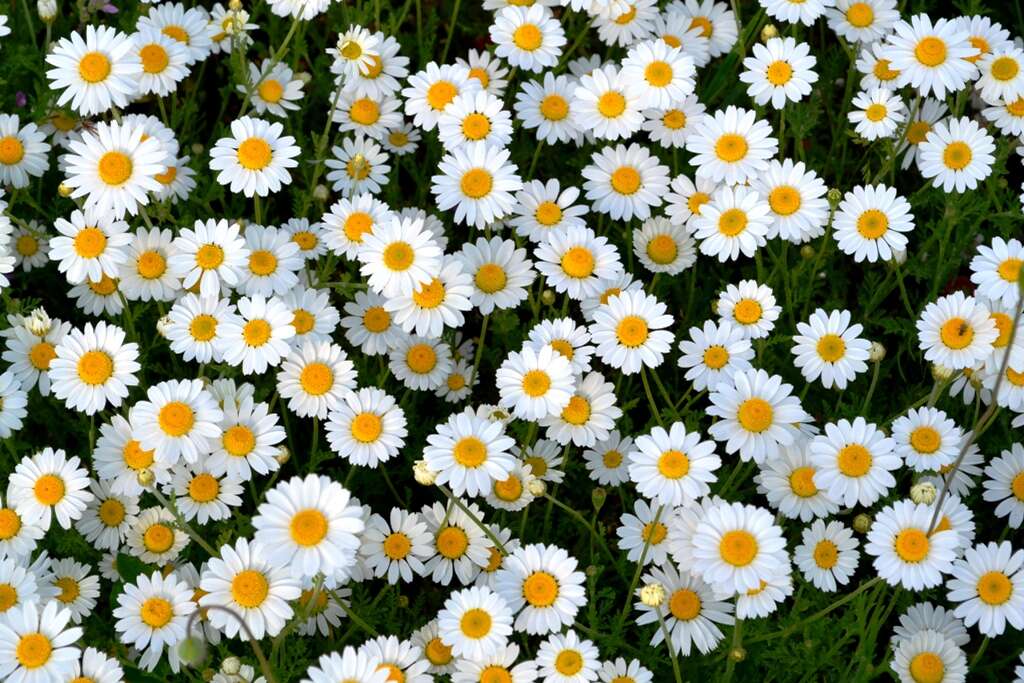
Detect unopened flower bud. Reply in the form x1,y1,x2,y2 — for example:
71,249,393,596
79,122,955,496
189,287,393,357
275,446,290,464
25,307,51,336
191,142,205,155
853,513,872,533
37,0,57,22
541,289,556,306
910,481,937,504
156,314,173,339
221,656,241,675
827,188,842,206
178,636,206,667
137,468,155,488
585,564,599,578
228,0,243,11
640,582,665,607
413,459,438,485
591,487,606,511
729,647,747,662
397,594,409,608
527,478,546,497
295,71,313,85
799,244,815,260
313,184,329,201
58,183,73,197
868,341,886,362
760,24,778,41
201,669,215,682
931,363,954,382
890,248,907,266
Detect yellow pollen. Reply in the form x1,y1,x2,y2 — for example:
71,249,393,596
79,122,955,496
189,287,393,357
78,51,111,83
436,526,469,558
290,509,329,547
258,79,284,104
158,401,195,436
461,113,491,141
646,234,678,264
76,350,113,385
644,60,673,87
597,91,626,118
74,227,107,258
475,263,507,293
521,369,551,397
657,449,690,479
460,168,493,199
231,569,269,608
766,60,793,85
856,209,889,239
817,334,846,362
237,137,273,170
140,597,174,627
15,633,52,669
715,133,748,162
846,2,874,28
242,319,272,347
426,81,457,111
789,466,818,497
669,588,701,620
561,395,591,425
737,397,773,432
939,318,974,350
561,246,595,278
412,278,446,309
513,24,543,51
0,137,25,165
718,208,748,236
942,141,972,170
611,166,641,194
894,528,930,563
540,94,569,121
914,36,947,67
719,529,758,567
615,315,649,348
222,425,256,456
139,43,170,74
406,344,437,373
813,540,839,568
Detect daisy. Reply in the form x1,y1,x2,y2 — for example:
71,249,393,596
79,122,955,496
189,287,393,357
0,601,81,682
458,47,510,97
890,630,967,683
628,422,720,507
590,290,674,375
360,508,432,584
883,14,979,98
220,294,297,374
74,479,139,551
1,321,69,396
642,95,706,149
982,443,1024,529
970,237,1023,308
917,292,998,371
170,464,243,524
708,368,811,463
537,226,624,301
386,257,474,338
381,122,421,155
169,218,250,299
616,498,674,566
45,25,140,116
327,24,379,79
0,557,38,617
421,500,494,586
210,116,299,197
491,5,566,73
826,0,899,44
276,341,356,420
281,217,327,261
71,647,126,683
982,95,1024,137
303,648,390,683
49,321,140,415
164,294,237,364
340,290,401,356
239,224,302,297
132,378,223,464
526,317,594,376
152,154,197,203
496,344,575,420
598,658,653,683
333,90,403,141
897,97,949,170
691,184,771,262
10,221,50,271
582,143,670,222
740,37,818,109
690,500,788,594
849,88,906,140
136,2,214,64
573,65,643,141
119,227,180,302
92,412,169,496
891,601,970,648
324,135,391,196
791,308,871,390
252,474,365,581
437,586,513,661
423,409,517,498
0,492,44,562
346,33,410,100
403,62,479,131
453,643,537,683
756,440,840,521
431,143,522,228
677,319,754,392
514,72,581,145
621,39,696,109
438,359,476,404
132,28,189,96
0,370,25,438
519,439,566,485
635,564,733,655
794,519,859,592
540,370,622,447
917,117,996,193
68,274,123,317
593,0,658,48
241,59,303,117
437,90,513,153
977,47,1024,104
509,179,588,244
810,417,900,508
358,214,442,298
833,184,915,263
0,114,50,188
46,558,100,624
322,192,392,260
583,431,633,486
535,629,600,683
685,105,778,184
112,570,195,671
663,173,717,228
865,500,957,590
675,0,738,58
946,540,1024,637
7,448,91,532
206,395,285,481
389,335,453,391
63,120,167,220
457,236,535,315
362,636,431,683
892,407,963,472
486,463,538,512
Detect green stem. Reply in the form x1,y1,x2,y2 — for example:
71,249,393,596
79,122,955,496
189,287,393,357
658,607,684,683
332,589,378,637
747,577,882,644
860,360,881,414
614,505,663,634
438,484,508,553
640,367,663,427
543,493,624,580
439,0,462,64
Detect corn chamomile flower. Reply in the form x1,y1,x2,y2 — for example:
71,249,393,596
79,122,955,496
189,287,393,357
390,335,454,392
794,519,859,592
686,105,778,184
810,417,900,507
826,0,900,45
358,215,442,299
975,46,1024,105
50,321,139,415
621,38,696,109
130,379,222,466
0,601,82,681
598,658,653,683
514,72,581,145
855,40,902,91
917,116,996,193
634,563,734,656
381,121,421,155
891,629,967,683
642,95,707,149
403,62,480,131
833,183,915,263
431,143,522,229
691,184,771,262
360,508,432,584
457,236,535,315
892,407,963,472
690,500,788,595
509,179,588,244
333,89,402,142
452,643,537,683
437,585,513,662
209,116,299,197
169,218,250,299
424,409,517,498
982,443,1024,529
493,543,590,637
583,143,671,222
112,569,194,671
675,0,739,58
170,463,243,524
0,556,39,617
540,370,621,447
220,294,297,375
891,602,970,650
491,5,566,73
45,25,141,116
791,308,871,390
982,94,1024,137
676,319,753,392
205,396,285,481
946,540,1024,637
917,291,998,371
131,28,189,97
593,0,658,48
628,422,720,507
849,88,906,140
2,320,68,396
324,135,390,197
458,47,510,98
10,221,50,272
164,294,236,364
755,439,840,521
321,192,392,260
276,341,356,420
126,507,189,565
536,226,624,301
241,59,303,117
74,479,139,551
281,217,326,261
92,412,169,496
303,648,389,683
865,500,957,590
573,65,643,141
437,89,514,152
340,290,400,356
0,114,50,189
136,2,214,64
883,14,979,98
386,257,474,338
591,289,675,375
970,236,1023,308
118,227,180,302
7,448,91,532
663,172,717,228
238,224,302,297
740,37,818,109
707,367,811,463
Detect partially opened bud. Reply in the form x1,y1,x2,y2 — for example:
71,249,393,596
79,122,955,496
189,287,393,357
413,459,438,485
640,582,665,607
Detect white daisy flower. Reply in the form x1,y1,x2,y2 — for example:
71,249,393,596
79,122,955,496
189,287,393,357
437,89,514,152
621,38,696,109
220,294,297,375
422,500,494,586
976,47,1024,104
982,443,1024,529
641,95,707,148
45,25,141,116
739,37,818,109
663,172,718,228
7,447,92,531
849,88,906,140
916,291,998,371
169,218,250,299
917,116,995,193
677,319,754,392
136,2,214,64
241,59,303,117
276,340,356,420
535,629,600,682
209,116,300,197
865,500,957,590
946,540,1024,637
513,72,581,145
170,463,243,524
890,629,967,683
333,89,403,142
92,412,169,496
573,65,643,141
431,143,523,229
582,142,670,222
685,105,778,184
302,648,389,683
74,479,139,551
424,409,517,498
891,407,963,472
49,321,139,415
540,370,622,447
324,135,391,197
674,0,738,58
132,378,223,464
897,98,948,170
119,227,180,302
360,508,432,584
791,308,871,390
891,601,970,649
386,257,474,338
810,417,900,508
883,14,979,98
970,236,1023,308
239,223,302,297
0,114,51,188
46,558,100,624
403,62,480,131
755,438,840,521
0,601,82,681
583,430,633,486
206,395,285,481
457,236,535,315
634,563,733,656
833,183,915,263
526,317,594,376
508,179,589,245
165,294,238,364
590,289,675,375
628,421,720,507
491,5,566,73
1,320,69,396
691,184,771,262
690,500,788,594
112,570,195,671
794,519,859,592
132,28,190,96
389,335,454,392
826,0,900,45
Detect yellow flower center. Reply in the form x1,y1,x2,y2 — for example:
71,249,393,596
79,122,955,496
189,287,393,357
350,98,380,125
237,137,273,170
426,81,457,111
231,569,269,608
703,345,729,369
292,309,315,335
461,113,491,141
816,333,846,362
846,2,874,27
258,79,284,103
249,250,278,276
493,474,523,502
894,528,929,562
242,319,272,347
15,234,38,256
74,227,107,259
475,263,507,293
644,60,673,86
98,151,132,186
856,209,889,239
561,246,595,278
453,436,487,467
137,250,167,279
99,498,126,526
16,633,52,669
865,103,888,122
140,597,174,628
669,588,701,620
715,133,748,162
976,570,1013,605
158,401,195,436
143,523,174,553
540,94,569,121
513,24,543,51
413,278,446,309
909,652,944,683
425,637,453,666
33,473,65,506
789,466,818,497
0,508,21,540
768,185,801,216
223,425,256,456
78,51,111,83
837,443,872,477
123,440,154,470
991,56,1019,81
914,36,947,67
196,243,225,270
140,43,170,74
460,168,493,198
766,60,793,85
942,141,972,170
906,120,931,145
615,315,649,348
737,397,773,432
363,306,391,333
188,473,220,503
555,650,583,675
350,412,383,443
813,540,838,568
0,136,25,165
436,526,469,558
189,314,218,342
597,91,626,118
939,317,974,350
383,532,412,559
28,342,56,370
299,362,334,396
718,208,748,236
406,344,437,373
460,608,492,638
561,395,591,425
646,234,678,264
719,529,758,566
657,449,690,479
909,426,941,454
162,25,189,43
998,257,1022,282
290,508,329,547
534,201,563,226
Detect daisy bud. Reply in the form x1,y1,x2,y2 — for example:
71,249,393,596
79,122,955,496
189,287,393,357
868,341,886,362
221,657,241,675
931,363,954,382
889,248,907,266
37,0,56,22
228,0,243,10
729,647,747,662
639,581,665,607
313,184,330,201
156,314,173,339
827,188,842,206
413,459,438,485
202,669,215,682
591,487,606,510
295,71,313,85
760,24,778,42
24,307,51,336
710,299,718,314
57,182,73,197
191,142,204,155
136,468,155,488
586,565,599,577
178,636,207,667
799,244,815,260
397,594,409,608
527,478,547,497
541,289,556,306
852,513,872,533
910,481,937,504
275,446,290,464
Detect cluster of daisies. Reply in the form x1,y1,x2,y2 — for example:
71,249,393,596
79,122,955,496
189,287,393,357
0,0,1023,681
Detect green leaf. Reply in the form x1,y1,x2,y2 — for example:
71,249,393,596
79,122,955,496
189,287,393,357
116,553,150,584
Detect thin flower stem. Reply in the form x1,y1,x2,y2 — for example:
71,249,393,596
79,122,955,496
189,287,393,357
149,486,218,556
747,577,882,644
657,606,684,683
640,366,663,427
185,604,276,683
470,313,490,386
859,359,881,414
439,0,462,64
543,492,624,580
438,484,508,553
239,17,301,117
614,505,663,635
331,589,379,636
